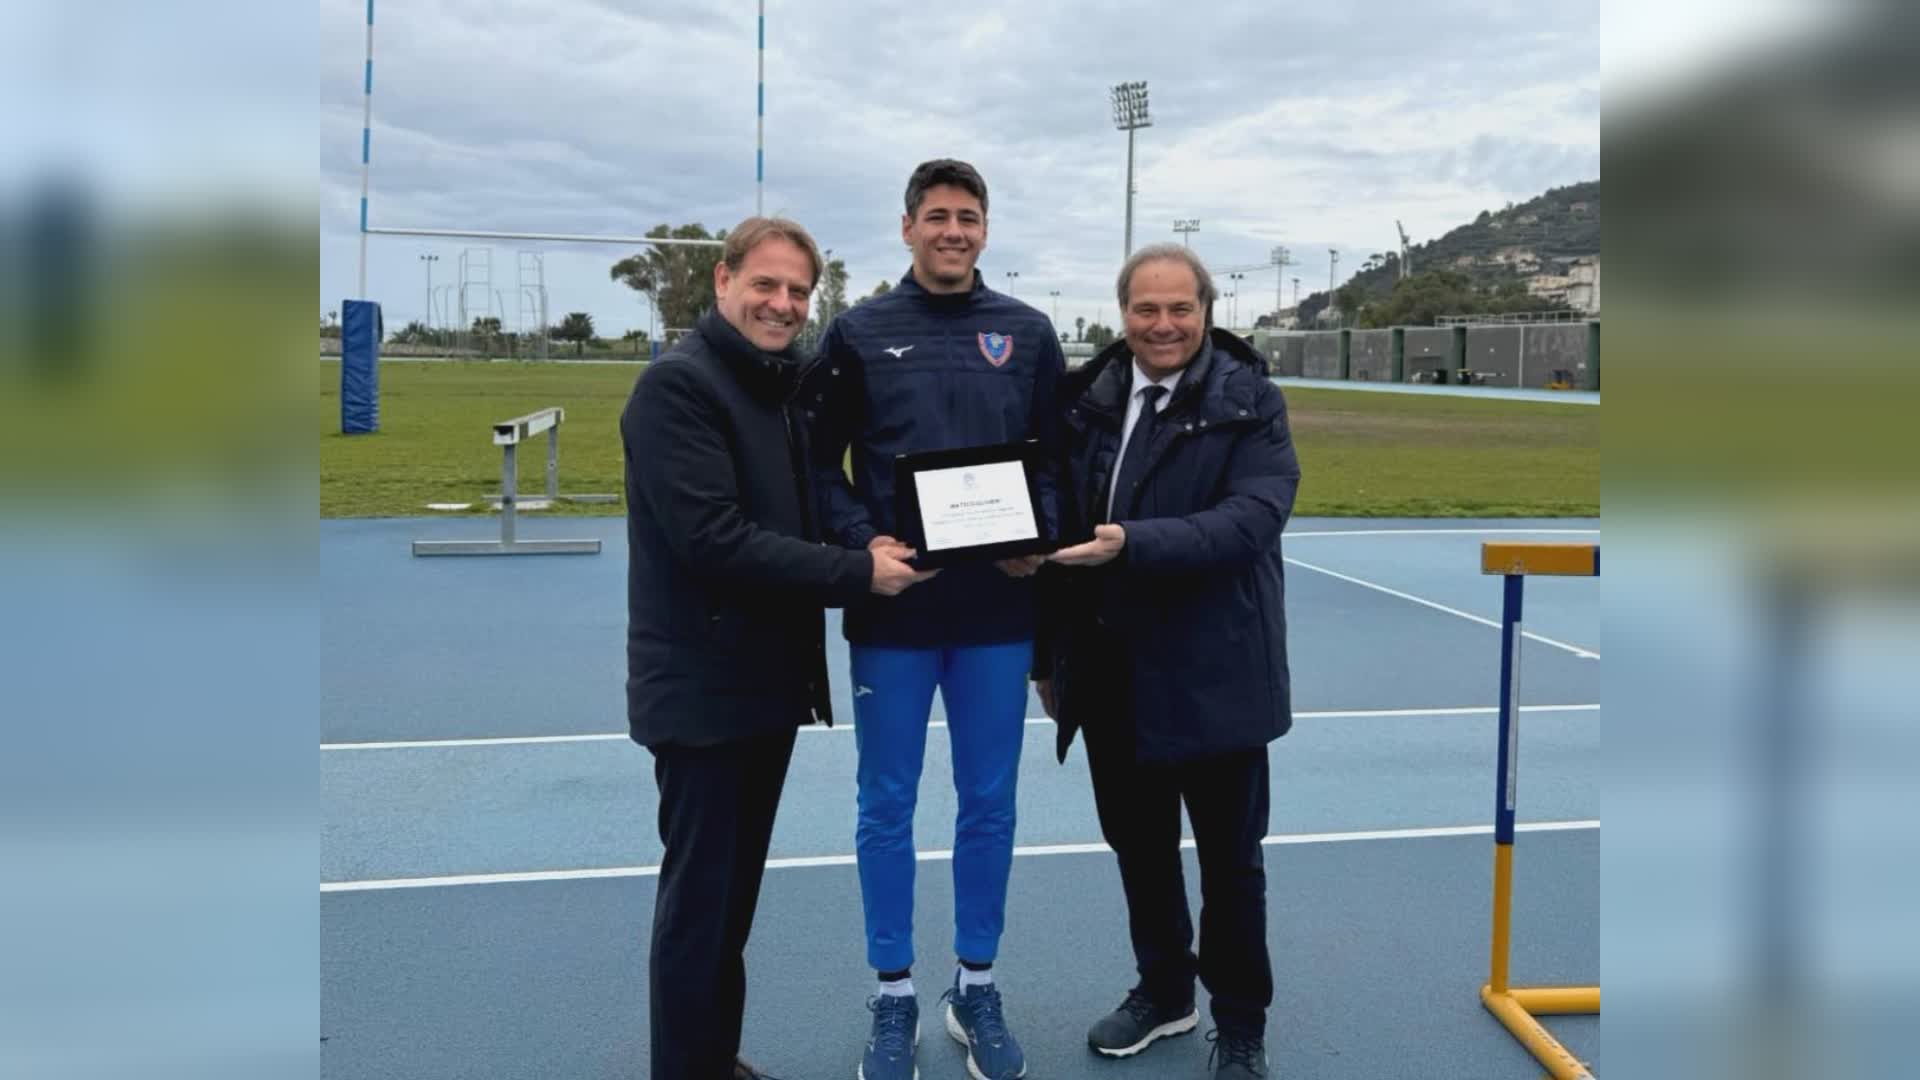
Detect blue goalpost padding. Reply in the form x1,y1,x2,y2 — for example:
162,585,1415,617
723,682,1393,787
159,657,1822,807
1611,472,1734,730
341,299,382,434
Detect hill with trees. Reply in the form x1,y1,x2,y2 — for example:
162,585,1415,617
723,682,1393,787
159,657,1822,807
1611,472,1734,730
1294,179,1599,328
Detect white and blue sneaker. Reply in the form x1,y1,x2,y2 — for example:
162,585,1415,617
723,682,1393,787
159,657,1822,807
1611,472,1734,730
860,993,919,1080
941,974,1027,1080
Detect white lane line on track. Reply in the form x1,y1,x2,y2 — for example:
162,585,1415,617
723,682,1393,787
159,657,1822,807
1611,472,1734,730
1282,556,1600,659
320,704,1600,751
1287,528,1598,538
320,820,1600,893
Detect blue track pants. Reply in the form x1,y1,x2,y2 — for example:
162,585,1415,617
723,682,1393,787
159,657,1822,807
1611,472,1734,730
850,640,1032,973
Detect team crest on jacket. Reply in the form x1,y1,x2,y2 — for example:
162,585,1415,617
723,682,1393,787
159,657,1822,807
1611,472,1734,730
977,331,1013,367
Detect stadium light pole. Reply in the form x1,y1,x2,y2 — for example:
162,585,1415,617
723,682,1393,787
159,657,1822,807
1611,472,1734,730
1173,218,1200,247
1228,271,1244,327
1004,270,1020,297
1271,245,1290,324
1110,81,1151,259
419,253,439,327
1048,289,1060,324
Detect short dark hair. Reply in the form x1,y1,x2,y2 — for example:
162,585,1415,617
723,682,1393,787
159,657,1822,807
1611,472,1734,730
904,159,989,219
722,216,824,288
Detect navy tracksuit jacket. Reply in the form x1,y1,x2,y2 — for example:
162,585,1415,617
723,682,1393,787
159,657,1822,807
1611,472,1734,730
804,270,1066,648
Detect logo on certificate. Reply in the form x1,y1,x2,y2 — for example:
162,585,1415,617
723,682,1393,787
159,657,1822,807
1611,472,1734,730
962,471,978,491
977,332,1013,367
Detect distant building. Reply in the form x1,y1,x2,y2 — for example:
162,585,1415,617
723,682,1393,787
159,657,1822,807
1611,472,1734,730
1526,271,1572,304
1527,255,1601,314
1492,246,1541,273
1565,256,1601,313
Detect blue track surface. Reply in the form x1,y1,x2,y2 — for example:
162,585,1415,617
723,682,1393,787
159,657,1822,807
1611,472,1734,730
322,517,1599,1078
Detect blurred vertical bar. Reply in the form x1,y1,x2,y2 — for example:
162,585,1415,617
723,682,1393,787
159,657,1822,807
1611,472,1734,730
0,0,315,1076
1605,2,1920,1078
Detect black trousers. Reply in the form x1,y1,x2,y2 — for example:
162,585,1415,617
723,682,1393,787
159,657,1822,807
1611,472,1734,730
647,726,797,1080
1081,691,1273,1038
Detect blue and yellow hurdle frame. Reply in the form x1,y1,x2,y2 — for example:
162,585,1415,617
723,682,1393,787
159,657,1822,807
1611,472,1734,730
1479,542,1599,1080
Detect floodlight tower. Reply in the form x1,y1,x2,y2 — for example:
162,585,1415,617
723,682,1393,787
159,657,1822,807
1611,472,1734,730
1173,218,1200,247
1110,81,1151,259
1270,245,1291,322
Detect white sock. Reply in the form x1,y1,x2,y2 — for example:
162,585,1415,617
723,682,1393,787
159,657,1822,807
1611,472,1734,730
878,977,914,998
957,965,993,991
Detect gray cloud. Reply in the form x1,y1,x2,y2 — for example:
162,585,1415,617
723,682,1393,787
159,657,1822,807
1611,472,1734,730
322,0,1597,334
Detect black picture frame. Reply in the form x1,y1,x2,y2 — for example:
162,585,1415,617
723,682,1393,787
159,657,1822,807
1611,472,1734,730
892,440,1059,569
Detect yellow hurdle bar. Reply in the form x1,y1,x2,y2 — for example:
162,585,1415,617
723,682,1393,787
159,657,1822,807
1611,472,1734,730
1480,541,1599,578
1510,986,1601,1014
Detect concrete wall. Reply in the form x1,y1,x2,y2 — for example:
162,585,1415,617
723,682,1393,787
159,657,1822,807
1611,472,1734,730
1259,322,1598,389
1403,328,1454,382
1464,327,1522,387
1246,330,1304,376
1519,324,1589,389
1272,335,1305,377
1303,333,1343,379
1349,330,1393,381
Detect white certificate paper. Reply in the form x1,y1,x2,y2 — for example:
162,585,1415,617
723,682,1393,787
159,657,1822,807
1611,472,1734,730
913,460,1040,551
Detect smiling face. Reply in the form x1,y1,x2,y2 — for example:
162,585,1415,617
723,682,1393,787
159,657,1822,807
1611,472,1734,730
1122,257,1207,376
903,183,987,294
713,234,815,352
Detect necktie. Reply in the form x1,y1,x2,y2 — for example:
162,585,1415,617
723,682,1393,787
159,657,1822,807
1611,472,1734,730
1107,384,1168,522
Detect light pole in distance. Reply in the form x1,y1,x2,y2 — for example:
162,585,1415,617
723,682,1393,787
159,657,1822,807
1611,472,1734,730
419,253,440,327
1110,81,1151,260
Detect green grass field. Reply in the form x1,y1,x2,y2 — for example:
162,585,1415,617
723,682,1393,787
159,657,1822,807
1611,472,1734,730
320,359,1598,518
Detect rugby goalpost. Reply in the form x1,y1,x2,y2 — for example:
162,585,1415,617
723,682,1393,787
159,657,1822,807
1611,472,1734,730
345,0,773,552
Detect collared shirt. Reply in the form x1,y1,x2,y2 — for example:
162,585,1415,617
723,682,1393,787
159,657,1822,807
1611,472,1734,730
1106,359,1185,519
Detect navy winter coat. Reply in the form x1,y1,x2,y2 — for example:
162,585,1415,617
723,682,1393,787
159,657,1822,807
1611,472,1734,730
1040,329,1301,763
622,310,873,748
805,270,1066,647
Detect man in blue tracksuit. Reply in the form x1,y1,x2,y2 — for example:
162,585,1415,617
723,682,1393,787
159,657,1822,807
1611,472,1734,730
806,159,1065,1080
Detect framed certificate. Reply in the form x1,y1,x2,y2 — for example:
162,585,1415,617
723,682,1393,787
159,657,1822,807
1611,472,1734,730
893,441,1057,568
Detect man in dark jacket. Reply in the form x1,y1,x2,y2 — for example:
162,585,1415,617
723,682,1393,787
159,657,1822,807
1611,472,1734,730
805,159,1065,1080
1040,243,1300,1079
622,216,933,1080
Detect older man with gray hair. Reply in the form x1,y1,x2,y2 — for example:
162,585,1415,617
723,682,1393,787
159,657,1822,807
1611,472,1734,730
1036,243,1300,1078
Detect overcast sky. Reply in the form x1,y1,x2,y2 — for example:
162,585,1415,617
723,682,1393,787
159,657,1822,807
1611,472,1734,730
320,0,1598,338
